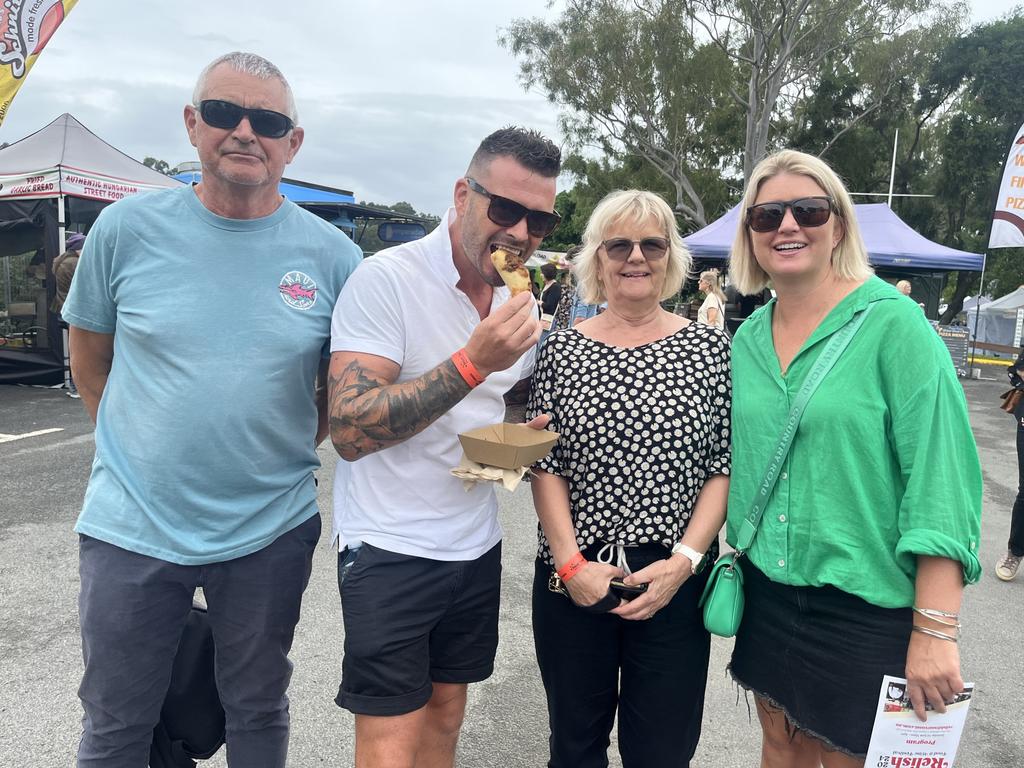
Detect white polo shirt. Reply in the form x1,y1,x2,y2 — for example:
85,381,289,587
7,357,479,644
330,209,535,560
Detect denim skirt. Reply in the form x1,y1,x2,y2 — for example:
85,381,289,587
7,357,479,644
729,562,912,757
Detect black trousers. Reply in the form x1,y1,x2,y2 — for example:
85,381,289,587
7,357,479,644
531,547,711,768
1011,418,1024,556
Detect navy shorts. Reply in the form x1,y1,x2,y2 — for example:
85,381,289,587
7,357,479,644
335,541,502,716
730,562,912,757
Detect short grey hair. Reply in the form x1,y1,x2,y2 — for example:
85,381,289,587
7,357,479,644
192,52,298,123
730,149,871,294
574,190,691,305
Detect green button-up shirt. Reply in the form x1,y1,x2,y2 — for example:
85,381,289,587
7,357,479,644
726,277,982,608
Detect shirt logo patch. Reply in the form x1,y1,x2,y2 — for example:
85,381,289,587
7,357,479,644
279,271,318,310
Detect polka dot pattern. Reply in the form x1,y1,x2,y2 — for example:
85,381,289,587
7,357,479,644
526,324,732,565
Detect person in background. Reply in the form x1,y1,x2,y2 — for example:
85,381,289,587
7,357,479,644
997,347,1024,581
328,126,559,768
538,261,563,346
726,149,982,766
52,232,85,313
62,51,363,767
52,232,85,398
527,189,730,768
539,262,562,316
896,279,913,296
697,268,727,330
548,256,577,333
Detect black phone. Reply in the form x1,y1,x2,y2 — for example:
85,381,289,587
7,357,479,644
609,579,648,601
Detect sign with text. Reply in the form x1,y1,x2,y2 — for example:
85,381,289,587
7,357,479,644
0,1,79,126
865,675,973,768
932,323,969,377
0,166,172,202
990,120,1024,248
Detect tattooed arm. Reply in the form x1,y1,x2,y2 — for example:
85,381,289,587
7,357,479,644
328,351,472,461
329,291,543,461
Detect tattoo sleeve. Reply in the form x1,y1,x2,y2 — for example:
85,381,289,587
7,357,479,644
329,357,472,460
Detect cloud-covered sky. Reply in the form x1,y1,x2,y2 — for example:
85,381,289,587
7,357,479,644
0,0,1013,216
0,0,563,216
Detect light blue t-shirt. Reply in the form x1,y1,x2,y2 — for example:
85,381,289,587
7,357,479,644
63,185,362,565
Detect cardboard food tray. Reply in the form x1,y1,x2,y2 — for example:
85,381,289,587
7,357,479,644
458,423,559,470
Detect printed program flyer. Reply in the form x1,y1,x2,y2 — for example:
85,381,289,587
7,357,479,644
864,675,974,768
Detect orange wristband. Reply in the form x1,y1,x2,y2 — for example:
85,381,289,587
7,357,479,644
557,552,587,582
451,348,485,388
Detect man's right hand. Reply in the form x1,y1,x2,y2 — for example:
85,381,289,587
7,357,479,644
464,291,541,377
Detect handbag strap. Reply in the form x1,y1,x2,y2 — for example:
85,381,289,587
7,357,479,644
734,302,875,553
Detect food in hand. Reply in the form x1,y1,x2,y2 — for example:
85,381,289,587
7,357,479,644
490,246,531,296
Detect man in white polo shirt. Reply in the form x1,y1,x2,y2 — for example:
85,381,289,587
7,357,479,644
327,127,561,767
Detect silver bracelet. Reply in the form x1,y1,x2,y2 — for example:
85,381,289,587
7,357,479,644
912,607,961,629
912,625,958,643
913,606,959,619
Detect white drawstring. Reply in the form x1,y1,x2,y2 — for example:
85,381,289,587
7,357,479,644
596,542,632,576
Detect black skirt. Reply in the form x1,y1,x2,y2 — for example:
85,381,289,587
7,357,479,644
729,562,912,757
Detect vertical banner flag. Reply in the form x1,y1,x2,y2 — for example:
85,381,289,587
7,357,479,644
991,119,1024,249
0,0,78,127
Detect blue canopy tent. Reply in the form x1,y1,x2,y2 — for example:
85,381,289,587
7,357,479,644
682,202,984,317
173,173,428,247
174,171,357,228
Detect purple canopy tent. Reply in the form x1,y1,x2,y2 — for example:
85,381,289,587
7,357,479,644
683,203,984,271
682,202,984,320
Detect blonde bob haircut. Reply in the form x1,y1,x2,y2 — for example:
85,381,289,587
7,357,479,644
575,190,691,306
729,149,872,295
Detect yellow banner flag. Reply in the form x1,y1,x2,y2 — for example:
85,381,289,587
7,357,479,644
0,0,78,126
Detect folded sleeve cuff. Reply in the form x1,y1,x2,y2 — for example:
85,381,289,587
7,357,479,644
706,456,731,477
895,528,982,585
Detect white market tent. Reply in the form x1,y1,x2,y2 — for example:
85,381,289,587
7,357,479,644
0,113,181,383
0,112,181,203
972,286,1024,352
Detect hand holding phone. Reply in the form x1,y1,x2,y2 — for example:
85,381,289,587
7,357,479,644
608,578,648,601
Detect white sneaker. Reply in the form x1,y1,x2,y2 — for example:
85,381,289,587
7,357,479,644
66,390,80,399
995,551,1022,582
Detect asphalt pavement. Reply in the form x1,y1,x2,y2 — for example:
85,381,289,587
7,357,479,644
0,374,1021,767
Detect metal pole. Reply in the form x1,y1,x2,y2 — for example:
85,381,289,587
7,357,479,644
2,254,9,311
970,253,987,371
887,129,899,208
57,194,70,390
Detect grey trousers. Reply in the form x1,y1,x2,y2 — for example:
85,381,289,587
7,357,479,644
76,513,321,768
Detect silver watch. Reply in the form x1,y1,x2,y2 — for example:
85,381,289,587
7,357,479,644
670,542,705,575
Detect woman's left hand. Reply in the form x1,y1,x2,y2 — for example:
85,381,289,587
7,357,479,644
610,556,690,621
905,629,964,721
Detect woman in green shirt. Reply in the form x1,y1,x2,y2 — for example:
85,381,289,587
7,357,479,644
725,150,982,765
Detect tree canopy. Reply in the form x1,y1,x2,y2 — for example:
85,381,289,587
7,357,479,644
504,2,1024,307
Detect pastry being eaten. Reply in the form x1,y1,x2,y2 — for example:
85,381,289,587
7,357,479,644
490,246,531,296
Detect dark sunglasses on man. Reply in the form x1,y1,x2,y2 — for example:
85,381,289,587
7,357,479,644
465,177,561,239
745,196,837,233
196,99,294,139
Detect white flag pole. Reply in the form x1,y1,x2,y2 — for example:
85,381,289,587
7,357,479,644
970,254,987,370
887,129,899,208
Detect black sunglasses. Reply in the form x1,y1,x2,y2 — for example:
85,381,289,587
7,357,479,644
601,237,670,261
196,99,294,139
746,196,837,233
465,177,561,238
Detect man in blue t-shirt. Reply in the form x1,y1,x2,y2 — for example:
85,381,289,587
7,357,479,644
62,52,362,768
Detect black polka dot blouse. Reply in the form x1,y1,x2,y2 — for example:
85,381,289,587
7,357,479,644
526,324,732,565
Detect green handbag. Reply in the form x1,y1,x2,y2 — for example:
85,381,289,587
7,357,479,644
700,303,875,638
699,552,745,636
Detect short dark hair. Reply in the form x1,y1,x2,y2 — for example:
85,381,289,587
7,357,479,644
468,126,561,178
540,263,558,280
